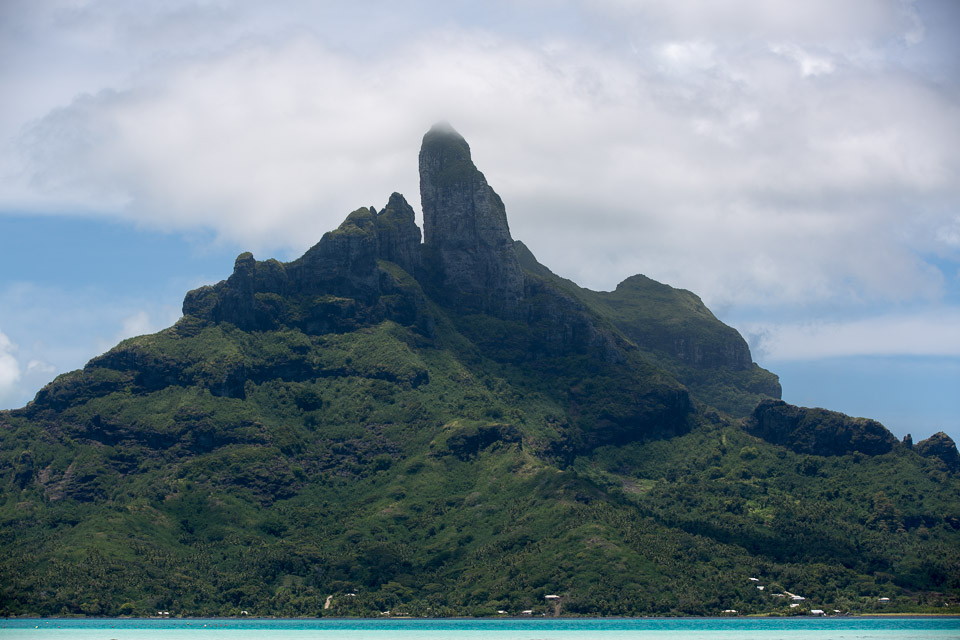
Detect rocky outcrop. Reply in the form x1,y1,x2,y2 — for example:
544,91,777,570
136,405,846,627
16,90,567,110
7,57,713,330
745,399,897,457
182,252,293,330
419,123,524,315
599,275,755,371
915,432,960,472
375,192,422,276
182,194,427,334
288,207,382,301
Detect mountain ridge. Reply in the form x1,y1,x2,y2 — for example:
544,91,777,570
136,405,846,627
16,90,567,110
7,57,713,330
1,124,958,617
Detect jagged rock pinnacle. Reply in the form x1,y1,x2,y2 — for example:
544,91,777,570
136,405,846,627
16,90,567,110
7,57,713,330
376,192,421,277
419,123,524,315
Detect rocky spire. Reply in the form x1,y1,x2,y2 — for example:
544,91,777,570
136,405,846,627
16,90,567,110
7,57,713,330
375,192,421,277
419,123,524,314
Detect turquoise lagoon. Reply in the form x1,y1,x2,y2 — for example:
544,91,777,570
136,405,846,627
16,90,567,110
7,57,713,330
2,618,959,640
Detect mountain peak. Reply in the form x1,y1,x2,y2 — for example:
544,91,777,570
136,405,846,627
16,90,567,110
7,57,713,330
419,124,523,314
425,120,462,137
419,123,472,187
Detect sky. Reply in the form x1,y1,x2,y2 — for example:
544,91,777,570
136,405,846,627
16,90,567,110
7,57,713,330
1,0,958,443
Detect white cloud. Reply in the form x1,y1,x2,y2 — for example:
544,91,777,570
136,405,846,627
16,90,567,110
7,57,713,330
25,359,56,376
769,43,835,76
937,217,960,248
745,309,960,360
120,310,158,340
0,0,957,314
900,0,926,45
0,329,22,405
114,308,181,345
658,40,717,72
589,0,926,43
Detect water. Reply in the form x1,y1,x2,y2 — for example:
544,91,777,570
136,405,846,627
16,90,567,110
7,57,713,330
1,618,958,640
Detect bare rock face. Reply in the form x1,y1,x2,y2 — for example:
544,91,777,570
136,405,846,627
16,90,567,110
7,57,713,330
915,432,960,472
290,207,382,301
375,192,421,277
419,122,524,315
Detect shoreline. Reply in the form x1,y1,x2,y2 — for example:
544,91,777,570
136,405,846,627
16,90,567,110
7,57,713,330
5,614,960,620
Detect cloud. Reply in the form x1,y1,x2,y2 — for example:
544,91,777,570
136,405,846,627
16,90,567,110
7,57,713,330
658,40,717,72
25,359,56,376
113,309,181,346
589,0,927,43
769,43,835,76
745,309,960,360
121,310,161,340
0,329,22,405
1,0,958,313
937,217,960,248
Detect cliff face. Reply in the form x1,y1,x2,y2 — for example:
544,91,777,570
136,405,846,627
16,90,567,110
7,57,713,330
419,123,524,316
375,192,422,277
182,194,427,335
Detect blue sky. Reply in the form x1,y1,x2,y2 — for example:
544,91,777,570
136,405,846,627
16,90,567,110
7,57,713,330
1,0,958,443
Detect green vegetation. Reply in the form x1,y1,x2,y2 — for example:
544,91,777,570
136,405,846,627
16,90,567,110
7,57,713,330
514,243,781,417
2,293,958,616
0,182,957,617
